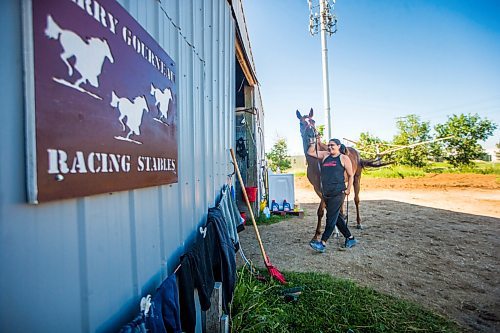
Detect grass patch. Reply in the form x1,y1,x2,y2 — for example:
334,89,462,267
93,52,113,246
362,165,426,179
256,213,294,226
362,162,500,178
231,268,460,333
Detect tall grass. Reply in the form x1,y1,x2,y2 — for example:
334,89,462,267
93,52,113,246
231,268,460,333
362,161,499,178
362,165,426,179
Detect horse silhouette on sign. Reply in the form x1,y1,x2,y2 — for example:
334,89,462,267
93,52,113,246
110,91,150,145
45,15,114,98
150,83,172,125
296,109,391,241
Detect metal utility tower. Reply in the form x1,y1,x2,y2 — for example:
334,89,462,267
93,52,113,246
308,0,338,140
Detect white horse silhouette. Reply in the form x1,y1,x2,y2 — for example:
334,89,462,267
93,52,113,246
110,91,149,143
45,15,114,88
150,83,172,124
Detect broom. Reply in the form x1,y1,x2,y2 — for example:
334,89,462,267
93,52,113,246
229,149,286,284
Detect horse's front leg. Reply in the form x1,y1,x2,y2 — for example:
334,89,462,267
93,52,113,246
126,130,134,139
118,114,126,131
313,199,325,241
60,53,73,76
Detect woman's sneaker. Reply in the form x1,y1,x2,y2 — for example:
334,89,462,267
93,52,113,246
310,240,325,253
345,238,358,248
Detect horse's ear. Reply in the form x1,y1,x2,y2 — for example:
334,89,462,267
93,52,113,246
309,108,313,118
296,110,302,119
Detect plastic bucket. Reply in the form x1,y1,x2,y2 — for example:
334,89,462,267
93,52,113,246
245,186,258,202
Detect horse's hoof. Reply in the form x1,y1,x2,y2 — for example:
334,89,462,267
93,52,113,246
356,224,363,230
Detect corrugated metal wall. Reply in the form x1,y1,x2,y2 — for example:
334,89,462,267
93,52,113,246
0,0,235,332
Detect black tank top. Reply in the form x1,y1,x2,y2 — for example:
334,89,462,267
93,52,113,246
320,154,346,196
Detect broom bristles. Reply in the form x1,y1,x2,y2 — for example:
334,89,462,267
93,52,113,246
265,256,286,284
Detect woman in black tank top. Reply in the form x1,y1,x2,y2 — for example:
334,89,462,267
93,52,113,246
320,154,346,197
307,138,358,253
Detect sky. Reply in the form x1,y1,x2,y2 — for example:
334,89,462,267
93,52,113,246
243,0,500,156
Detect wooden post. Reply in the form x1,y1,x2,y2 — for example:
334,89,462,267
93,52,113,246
205,282,222,333
220,314,229,333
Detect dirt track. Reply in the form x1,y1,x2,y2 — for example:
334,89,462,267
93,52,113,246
237,174,500,332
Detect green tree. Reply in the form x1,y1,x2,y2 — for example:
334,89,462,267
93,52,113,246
496,141,500,161
317,125,325,138
434,113,497,167
392,115,431,167
266,138,291,172
357,132,387,159
316,125,326,143
428,140,444,162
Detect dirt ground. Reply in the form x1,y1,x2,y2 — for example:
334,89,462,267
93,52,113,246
237,174,500,332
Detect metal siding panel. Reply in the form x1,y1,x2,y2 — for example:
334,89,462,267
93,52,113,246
217,0,225,188
132,187,163,293
1,205,82,332
224,5,231,173
205,0,211,201
157,1,185,268
204,0,216,202
191,2,204,218
178,2,196,241
230,19,236,155
212,0,220,196
219,2,226,189
195,0,208,210
82,194,135,332
161,184,182,274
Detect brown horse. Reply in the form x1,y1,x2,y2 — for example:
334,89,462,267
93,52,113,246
296,108,389,241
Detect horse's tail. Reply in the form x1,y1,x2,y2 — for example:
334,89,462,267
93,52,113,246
110,91,119,108
360,158,393,169
45,15,61,40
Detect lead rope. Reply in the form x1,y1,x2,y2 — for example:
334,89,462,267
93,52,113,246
314,135,323,195
345,194,349,226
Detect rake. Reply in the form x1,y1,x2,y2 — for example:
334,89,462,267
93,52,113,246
229,149,286,284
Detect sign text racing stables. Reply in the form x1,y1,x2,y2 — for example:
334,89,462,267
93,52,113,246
23,0,178,203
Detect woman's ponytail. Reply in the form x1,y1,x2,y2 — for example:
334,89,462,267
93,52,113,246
340,144,347,155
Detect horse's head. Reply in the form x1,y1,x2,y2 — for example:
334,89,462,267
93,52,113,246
164,87,173,101
134,96,150,113
296,108,318,153
92,38,114,64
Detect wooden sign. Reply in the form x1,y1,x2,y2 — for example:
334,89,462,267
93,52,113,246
23,0,178,203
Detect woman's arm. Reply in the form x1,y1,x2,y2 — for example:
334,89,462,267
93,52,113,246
307,142,329,160
316,135,329,151
341,155,354,195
